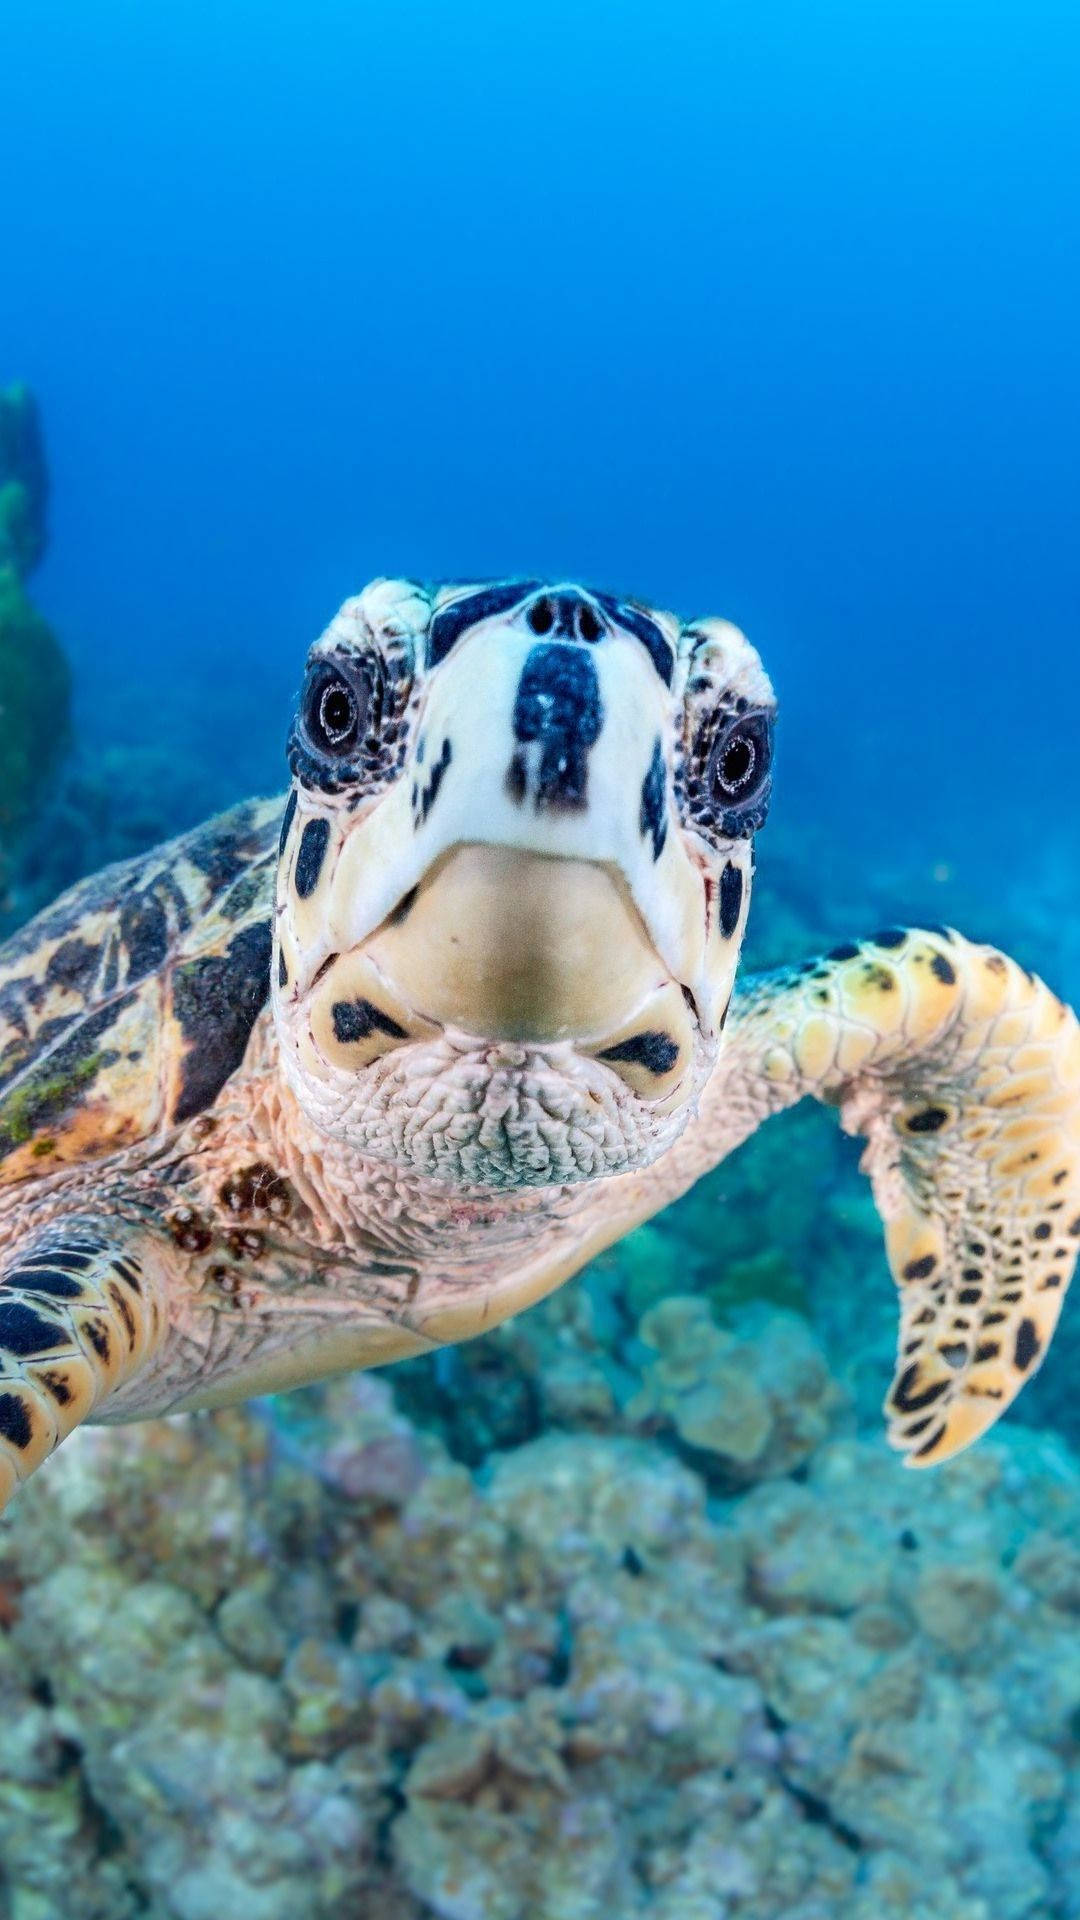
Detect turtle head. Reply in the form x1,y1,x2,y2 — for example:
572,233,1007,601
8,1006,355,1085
273,578,775,1189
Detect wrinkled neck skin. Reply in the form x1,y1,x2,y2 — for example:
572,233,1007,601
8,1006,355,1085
264,1015,719,1280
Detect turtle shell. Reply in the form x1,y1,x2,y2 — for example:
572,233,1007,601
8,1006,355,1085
0,798,282,1186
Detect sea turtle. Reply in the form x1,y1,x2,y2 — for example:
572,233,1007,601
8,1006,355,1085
0,577,1077,1509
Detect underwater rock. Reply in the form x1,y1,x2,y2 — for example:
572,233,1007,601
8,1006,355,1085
0,1378,1076,1915
0,384,47,580
629,1296,843,1483
0,565,71,857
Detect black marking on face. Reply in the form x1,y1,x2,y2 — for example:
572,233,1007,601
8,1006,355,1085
1033,1222,1052,1241
592,593,674,686
639,739,667,860
1014,1318,1040,1371
172,921,273,1123
907,1107,948,1134
414,738,452,827
331,998,408,1045
278,789,298,858
294,818,331,899
0,1392,32,1449
718,862,743,940
0,1302,68,1357
278,948,288,989
388,887,418,926
428,581,541,669
599,1031,680,1075
511,644,603,813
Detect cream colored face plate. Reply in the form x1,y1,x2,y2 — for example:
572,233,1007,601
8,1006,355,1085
278,609,766,1036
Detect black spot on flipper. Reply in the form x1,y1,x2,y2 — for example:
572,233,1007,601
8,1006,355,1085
929,951,957,986
973,1340,1000,1364
83,1321,111,1363
892,1364,950,1414
172,921,273,1123
957,1288,982,1306
1014,1318,1041,1372
906,1107,949,1134
6,1268,85,1299
901,1254,938,1281
294,818,331,899
512,645,603,813
874,929,907,949
107,1283,137,1348
639,739,667,860
331,999,408,1045
0,1303,68,1357
0,1392,32,1449
599,1031,680,1075
827,942,860,962
38,1369,73,1407
912,1423,948,1460
718,863,743,939
278,789,297,858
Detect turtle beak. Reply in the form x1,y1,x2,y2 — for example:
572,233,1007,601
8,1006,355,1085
318,614,711,1023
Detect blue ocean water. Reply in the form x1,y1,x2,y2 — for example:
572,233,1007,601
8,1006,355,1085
4,0,1079,872
3,5,1080,1916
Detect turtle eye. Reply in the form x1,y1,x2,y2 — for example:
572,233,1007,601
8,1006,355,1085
304,667,365,755
707,713,771,805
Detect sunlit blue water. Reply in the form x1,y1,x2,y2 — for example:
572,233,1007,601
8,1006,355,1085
3,5,1080,1915
4,0,1079,868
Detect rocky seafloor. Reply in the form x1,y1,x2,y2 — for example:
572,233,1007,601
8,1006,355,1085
5,390,1080,1917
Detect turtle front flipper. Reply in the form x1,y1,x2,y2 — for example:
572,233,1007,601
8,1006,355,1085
0,1223,169,1511
713,930,1080,1466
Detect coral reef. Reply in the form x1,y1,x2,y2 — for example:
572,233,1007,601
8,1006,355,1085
1,1357,1079,1918
0,384,47,581
0,385,72,892
0,566,71,852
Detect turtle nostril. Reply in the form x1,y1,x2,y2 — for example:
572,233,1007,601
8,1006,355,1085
527,597,555,635
576,603,603,643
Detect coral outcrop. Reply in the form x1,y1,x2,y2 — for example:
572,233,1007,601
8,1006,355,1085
0,384,47,581
0,386,71,877
1,1329,1079,1918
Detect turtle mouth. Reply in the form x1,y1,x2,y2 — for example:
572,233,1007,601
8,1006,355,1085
305,843,699,1103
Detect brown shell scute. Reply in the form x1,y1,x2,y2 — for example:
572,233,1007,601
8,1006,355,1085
0,798,283,1185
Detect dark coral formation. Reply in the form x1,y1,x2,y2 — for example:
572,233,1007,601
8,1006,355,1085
0,384,71,881
0,384,48,581
0,566,71,847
